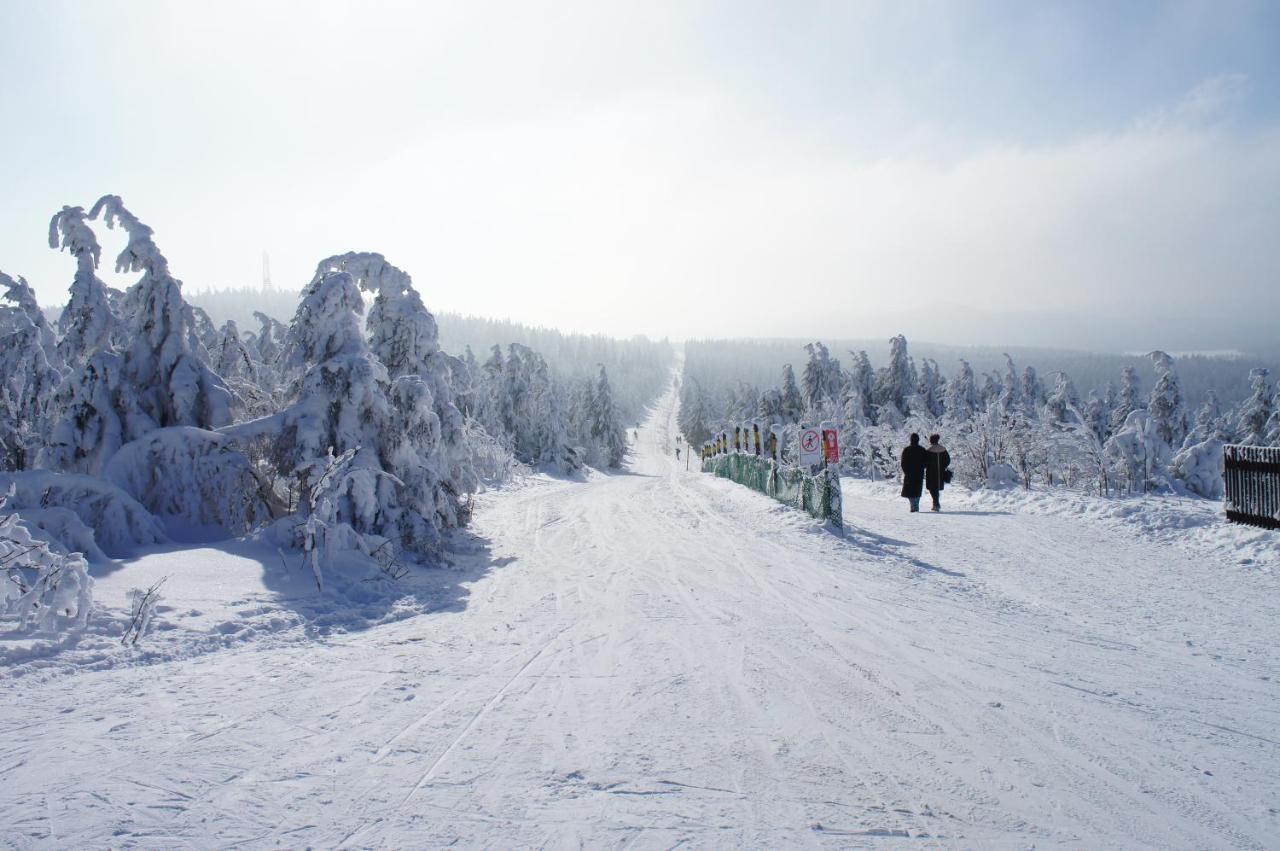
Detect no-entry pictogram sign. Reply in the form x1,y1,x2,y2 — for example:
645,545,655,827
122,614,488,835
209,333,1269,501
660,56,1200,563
799,427,822,466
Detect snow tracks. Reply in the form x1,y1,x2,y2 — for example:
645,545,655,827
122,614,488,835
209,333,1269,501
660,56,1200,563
2,368,1278,848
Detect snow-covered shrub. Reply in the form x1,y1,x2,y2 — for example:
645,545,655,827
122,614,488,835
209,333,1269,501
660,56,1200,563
105,427,276,537
0,471,165,557
122,578,166,646
1,490,94,632
1171,437,1224,499
15,507,108,562
1105,409,1171,494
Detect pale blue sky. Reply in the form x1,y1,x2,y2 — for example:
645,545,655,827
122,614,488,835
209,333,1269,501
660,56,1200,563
1,1,1278,346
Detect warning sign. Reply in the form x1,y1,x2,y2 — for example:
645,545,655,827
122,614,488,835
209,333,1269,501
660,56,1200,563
798,427,822,467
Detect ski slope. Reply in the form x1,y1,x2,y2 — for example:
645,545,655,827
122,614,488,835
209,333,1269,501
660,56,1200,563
3,369,1279,848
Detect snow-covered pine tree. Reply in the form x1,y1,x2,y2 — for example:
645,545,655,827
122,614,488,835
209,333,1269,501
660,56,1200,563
1109,366,1142,436
1000,354,1023,414
979,372,1003,409
0,307,62,470
1043,372,1081,424
325,251,477,522
1022,366,1044,411
590,364,626,468
49,205,118,368
779,363,804,423
1146,351,1187,449
920,358,945,417
873,335,914,423
1,272,61,372
1083,390,1110,444
679,378,711,447
846,350,874,422
88,195,235,430
260,253,467,559
945,359,978,422
1236,367,1274,446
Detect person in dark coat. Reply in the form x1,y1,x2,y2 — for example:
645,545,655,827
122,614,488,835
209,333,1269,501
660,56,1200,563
900,433,928,512
924,433,951,512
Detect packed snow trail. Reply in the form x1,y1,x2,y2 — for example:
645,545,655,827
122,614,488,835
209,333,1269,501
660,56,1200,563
3,368,1279,848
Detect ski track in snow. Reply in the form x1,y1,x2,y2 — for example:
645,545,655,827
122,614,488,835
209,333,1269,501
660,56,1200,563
2,363,1279,848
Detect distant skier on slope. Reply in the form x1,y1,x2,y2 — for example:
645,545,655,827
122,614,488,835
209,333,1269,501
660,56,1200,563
900,433,928,513
675,446,681,461
924,433,951,512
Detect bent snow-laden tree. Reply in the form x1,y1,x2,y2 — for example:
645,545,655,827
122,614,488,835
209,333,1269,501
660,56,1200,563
43,197,236,475
243,252,475,560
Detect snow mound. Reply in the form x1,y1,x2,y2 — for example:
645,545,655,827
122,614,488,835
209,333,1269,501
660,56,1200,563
0,471,165,558
104,426,275,540
13,507,108,562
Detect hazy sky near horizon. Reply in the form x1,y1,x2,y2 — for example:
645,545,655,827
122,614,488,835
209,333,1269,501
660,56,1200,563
2,1,1278,346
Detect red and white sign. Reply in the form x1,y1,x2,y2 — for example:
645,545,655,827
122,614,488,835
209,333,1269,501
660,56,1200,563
822,427,839,464
798,427,822,466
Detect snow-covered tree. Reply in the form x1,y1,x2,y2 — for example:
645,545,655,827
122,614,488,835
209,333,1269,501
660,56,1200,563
945,359,978,422
779,363,804,422
1109,366,1142,436
49,205,117,367
1146,351,1187,449
1022,365,1044,411
1000,354,1023,414
1105,409,1170,493
250,253,474,560
679,378,712,447
1235,367,1274,446
873,335,914,423
0,308,62,470
1,272,61,372
589,364,626,468
89,195,234,430
915,358,944,418
1043,373,1081,425
801,342,841,416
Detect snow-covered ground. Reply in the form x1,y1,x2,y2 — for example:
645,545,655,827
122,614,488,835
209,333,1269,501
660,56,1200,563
2,371,1278,848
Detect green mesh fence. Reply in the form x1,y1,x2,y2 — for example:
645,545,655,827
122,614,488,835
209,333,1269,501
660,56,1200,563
702,453,843,531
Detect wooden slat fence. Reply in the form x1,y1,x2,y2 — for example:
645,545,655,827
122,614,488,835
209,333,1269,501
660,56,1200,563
1224,444,1280,530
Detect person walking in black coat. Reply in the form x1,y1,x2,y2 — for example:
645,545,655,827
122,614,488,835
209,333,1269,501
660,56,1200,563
900,433,928,512
924,433,951,512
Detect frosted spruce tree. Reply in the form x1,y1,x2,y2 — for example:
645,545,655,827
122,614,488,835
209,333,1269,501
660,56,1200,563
89,195,234,430
264,252,475,560
44,197,234,474
590,364,626,468
874,335,915,422
945,359,978,423
1236,368,1274,446
1,272,61,372
1043,373,1081,425
1000,354,1023,414
329,251,477,519
0,305,62,470
1146,351,1187,449
779,363,804,423
49,205,117,368
1109,366,1142,436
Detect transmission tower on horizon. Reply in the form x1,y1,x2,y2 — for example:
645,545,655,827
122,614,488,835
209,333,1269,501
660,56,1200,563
262,251,274,292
